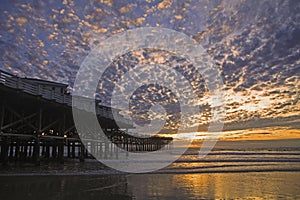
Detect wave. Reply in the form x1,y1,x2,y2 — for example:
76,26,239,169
0,150,299,176
183,151,300,156
175,159,300,163
153,168,300,174
1,168,300,176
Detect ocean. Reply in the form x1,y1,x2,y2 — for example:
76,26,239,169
0,139,299,199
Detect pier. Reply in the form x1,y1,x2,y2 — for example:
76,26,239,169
0,70,172,165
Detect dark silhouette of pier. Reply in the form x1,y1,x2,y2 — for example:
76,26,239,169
0,70,172,165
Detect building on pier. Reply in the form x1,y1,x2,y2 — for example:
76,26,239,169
0,69,172,165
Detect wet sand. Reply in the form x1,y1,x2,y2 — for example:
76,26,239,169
0,172,300,200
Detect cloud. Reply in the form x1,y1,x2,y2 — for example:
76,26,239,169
0,0,299,135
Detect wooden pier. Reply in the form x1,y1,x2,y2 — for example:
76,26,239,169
0,70,172,165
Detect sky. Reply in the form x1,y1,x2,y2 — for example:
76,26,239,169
0,0,299,140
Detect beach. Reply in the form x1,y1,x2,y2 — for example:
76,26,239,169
1,139,300,199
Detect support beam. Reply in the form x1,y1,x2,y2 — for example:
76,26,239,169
1,113,37,130
79,142,85,162
0,136,9,165
58,114,65,163
33,108,42,165
0,103,8,164
40,119,59,133
63,125,75,135
5,106,37,130
0,105,4,132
